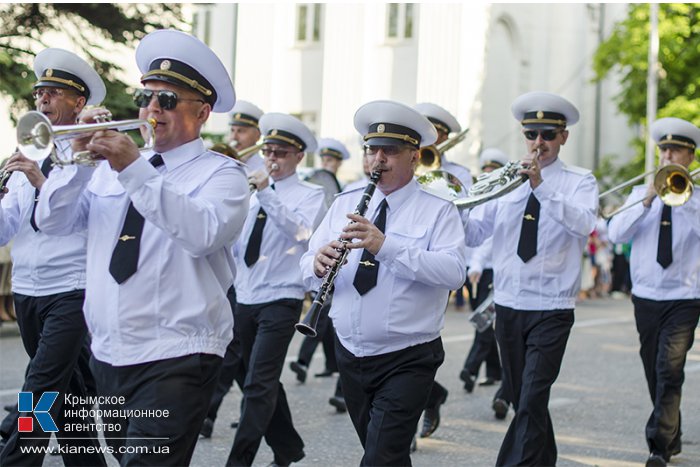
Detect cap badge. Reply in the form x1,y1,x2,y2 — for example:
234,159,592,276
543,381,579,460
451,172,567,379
377,123,385,133
271,129,278,136
665,134,672,141
46,69,53,77
160,60,171,71
536,111,544,120
235,113,241,119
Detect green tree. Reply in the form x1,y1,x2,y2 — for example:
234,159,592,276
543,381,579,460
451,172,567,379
0,3,186,122
593,3,700,192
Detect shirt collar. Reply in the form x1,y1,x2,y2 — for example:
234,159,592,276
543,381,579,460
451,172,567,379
272,171,300,189
375,178,419,213
149,138,206,172
541,156,562,177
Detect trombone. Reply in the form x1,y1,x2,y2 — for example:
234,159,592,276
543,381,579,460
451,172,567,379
600,163,699,219
415,127,470,175
17,110,156,167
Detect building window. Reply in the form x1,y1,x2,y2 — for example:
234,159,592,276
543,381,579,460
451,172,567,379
387,3,414,40
296,4,322,43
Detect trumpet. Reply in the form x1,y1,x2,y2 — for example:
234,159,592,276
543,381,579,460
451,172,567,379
17,111,156,167
295,169,382,337
416,127,470,176
601,163,699,219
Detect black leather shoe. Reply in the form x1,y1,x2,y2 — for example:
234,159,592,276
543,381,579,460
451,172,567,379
328,396,347,413
459,370,476,393
645,452,667,467
314,369,336,377
492,398,508,420
268,449,305,466
230,420,239,429
419,390,447,438
289,361,308,383
199,417,214,438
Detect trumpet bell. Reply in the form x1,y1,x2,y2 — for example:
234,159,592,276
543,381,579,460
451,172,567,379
17,111,54,161
655,163,693,206
416,145,441,176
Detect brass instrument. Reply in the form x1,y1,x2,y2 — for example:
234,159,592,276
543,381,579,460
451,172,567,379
17,111,156,167
601,163,699,219
211,142,264,163
416,127,470,175
295,169,382,337
248,163,279,192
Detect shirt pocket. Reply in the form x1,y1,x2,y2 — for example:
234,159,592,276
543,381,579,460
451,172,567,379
387,224,429,249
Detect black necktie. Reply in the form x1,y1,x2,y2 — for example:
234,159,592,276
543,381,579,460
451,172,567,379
517,193,540,263
29,157,54,232
353,199,388,295
109,154,164,284
657,205,673,268
244,184,274,267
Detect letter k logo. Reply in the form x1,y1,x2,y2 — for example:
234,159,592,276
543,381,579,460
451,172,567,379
18,392,59,432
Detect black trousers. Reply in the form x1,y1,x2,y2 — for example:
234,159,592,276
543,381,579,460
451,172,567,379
297,301,338,372
0,290,106,467
91,353,221,466
336,337,445,466
632,295,700,459
207,287,246,422
463,269,501,380
227,299,304,467
494,305,574,467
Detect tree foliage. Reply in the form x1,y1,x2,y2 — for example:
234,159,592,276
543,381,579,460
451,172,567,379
593,3,700,188
0,3,186,122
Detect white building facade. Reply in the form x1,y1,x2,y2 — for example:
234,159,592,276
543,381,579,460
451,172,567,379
194,3,635,183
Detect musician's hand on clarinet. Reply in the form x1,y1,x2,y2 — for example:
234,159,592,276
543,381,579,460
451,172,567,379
314,240,346,278
4,151,46,190
342,213,385,255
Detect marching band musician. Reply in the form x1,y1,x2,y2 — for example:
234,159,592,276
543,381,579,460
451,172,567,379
607,118,700,467
35,30,249,465
301,100,467,466
464,92,598,466
414,102,472,189
200,99,266,439
227,113,325,467
0,48,107,467
228,100,265,173
413,102,471,439
460,148,511,420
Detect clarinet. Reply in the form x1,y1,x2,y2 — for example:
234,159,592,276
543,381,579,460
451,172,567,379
295,169,382,336
0,149,17,192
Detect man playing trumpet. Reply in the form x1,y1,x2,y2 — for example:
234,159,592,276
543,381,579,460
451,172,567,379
608,117,700,467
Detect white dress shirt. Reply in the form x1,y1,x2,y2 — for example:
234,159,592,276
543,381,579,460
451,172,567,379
468,237,494,275
301,179,467,357
441,154,473,190
0,142,87,296
608,185,700,300
343,175,369,193
464,158,598,310
234,173,325,304
36,138,250,366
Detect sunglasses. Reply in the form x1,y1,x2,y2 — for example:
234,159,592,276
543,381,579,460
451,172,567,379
261,147,298,158
523,129,562,141
133,89,205,111
363,145,412,156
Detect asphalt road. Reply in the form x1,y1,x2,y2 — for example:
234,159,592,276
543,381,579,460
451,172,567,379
1,296,699,466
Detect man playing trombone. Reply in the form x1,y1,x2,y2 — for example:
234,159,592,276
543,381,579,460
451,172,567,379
301,100,467,466
608,117,700,467
0,48,106,467
464,92,598,466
